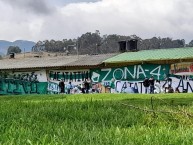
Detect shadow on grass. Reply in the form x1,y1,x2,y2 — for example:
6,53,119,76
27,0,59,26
120,97,193,107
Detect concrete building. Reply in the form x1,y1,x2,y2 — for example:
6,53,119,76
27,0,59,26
1,47,193,94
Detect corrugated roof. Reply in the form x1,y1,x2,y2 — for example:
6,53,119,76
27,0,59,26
104,47,193,64
0,53,118,70
67,53,118,66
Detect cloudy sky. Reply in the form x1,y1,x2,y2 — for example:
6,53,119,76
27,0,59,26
0,0,193,43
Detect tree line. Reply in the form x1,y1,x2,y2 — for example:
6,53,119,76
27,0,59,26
6,31,193,55
32,31,193,55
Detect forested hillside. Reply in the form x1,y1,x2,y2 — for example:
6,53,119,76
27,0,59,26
1,31,193,56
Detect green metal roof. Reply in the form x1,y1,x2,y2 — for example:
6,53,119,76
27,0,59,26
103,47,193,63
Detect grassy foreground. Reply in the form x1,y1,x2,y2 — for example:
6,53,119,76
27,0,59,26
1,93,193,145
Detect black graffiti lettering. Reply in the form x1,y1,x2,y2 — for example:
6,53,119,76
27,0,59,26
162,80,167,88
86,71,89,79
88,72,91,80
121,82,127,93
186,82,193,92
167,78,172,86
138,82,143,93
77,72,81,82
177,79,184,90
73,72,77,82
62,72,66,82
70,72,73,81
134,83,139,93
50,71,91,82
128,82,133,87
90,72,92,79
53,72,57,80
49,71,53,80
115,81,121,88
65,72,69,81
87,71,91,80
0,78,4,92
56,72,60,81
82,72,86,81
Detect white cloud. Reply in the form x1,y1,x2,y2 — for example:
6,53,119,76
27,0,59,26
0,0,193,43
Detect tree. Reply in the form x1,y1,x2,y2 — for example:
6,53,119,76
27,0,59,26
188,40,193,47
32,41,44,52
7,46,21,55
78,32,102,55
32,31,187,55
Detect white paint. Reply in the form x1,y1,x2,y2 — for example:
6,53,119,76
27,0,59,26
47,81,60,93
101,68,111,81
150,65,161,80
124,65,136,79
91,72,100,82
13,70,47,82
115,77,193,94
137,65,146,79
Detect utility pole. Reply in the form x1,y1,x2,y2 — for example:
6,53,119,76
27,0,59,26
24,48,25,58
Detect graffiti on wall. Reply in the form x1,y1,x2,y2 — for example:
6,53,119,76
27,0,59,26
47,81,60,94
0,71,47,94
48,70,91,94
49,70,90,82
91,64,169,82
170,62,193,75
115,76,193,93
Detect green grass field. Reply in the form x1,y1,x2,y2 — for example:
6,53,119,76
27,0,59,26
1,93,193,145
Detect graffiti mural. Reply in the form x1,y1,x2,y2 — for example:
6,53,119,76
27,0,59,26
115,76,193,94
170,62,193,75
91,64,169,82
0,71,47,95
49,70,90,82
47,81,60,94
48,69,91,94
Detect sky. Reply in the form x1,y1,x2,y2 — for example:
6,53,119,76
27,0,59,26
0,0,193,43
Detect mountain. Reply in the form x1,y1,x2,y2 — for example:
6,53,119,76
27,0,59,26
0,40,35,55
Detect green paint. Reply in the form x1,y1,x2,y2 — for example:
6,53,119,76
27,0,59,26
0,78,48,95
91,64,169,82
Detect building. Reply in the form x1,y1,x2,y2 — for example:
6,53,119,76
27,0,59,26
0,53,117,94
0,47,193,94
